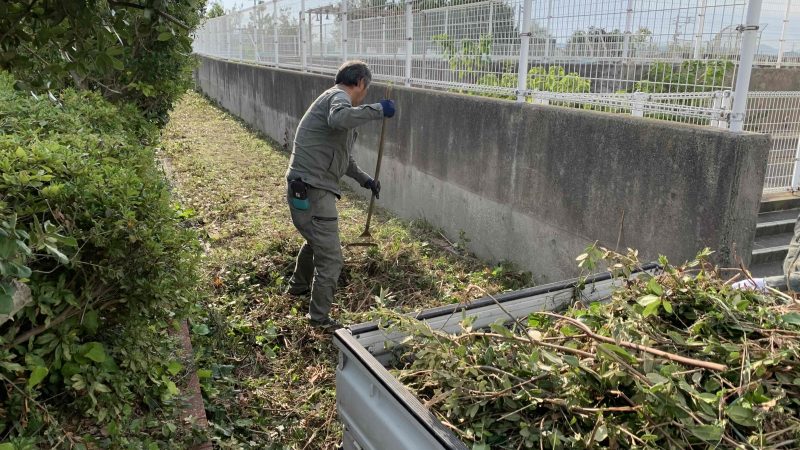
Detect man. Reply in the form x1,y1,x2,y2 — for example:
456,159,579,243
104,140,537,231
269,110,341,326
733,213,800,292
284,61,395,330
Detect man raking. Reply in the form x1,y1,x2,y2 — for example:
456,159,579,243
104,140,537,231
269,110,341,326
284,61,395,330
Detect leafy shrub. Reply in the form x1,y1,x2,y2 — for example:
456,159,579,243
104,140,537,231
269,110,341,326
0,72,202,446
0,1,205,125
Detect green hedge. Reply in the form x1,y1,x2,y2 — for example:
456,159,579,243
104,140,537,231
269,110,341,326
0,72,202,447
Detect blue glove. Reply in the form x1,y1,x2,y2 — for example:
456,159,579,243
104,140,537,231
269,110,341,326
379,99,395,118
363,178,381,199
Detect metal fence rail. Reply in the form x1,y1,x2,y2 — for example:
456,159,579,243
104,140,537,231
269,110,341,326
193,0,800,193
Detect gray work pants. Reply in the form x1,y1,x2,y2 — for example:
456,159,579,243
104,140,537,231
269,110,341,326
287,184,342,321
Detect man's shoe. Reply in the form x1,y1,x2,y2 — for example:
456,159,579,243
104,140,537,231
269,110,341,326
308,316,343,331
285,287,310,296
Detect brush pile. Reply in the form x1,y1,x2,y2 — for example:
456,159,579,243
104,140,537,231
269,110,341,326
389,249,800,449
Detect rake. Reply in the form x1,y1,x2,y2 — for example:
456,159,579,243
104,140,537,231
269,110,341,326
346,86,391,248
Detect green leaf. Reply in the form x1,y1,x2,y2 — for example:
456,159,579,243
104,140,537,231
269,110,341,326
642,297,661,317
82,310,99,334
27,366,49,390
197,369,212,379
0,443,15,450
662,300,673,314
167,361,183,376
157,32,173,41
698,393,718,403
192,324,210,336
637,294,660,307
92,382,111,393
647,277,664,296
689,424,723,442
646,372,669,385
166,380,179,395
782,312,800,327
597,343,637,363
110,57,124,71
106,46,124,56
593,423,608,442
0,282,14,315
472,444,490,450
0,361,25,372
83,342,107,363
726,404,758,427
44,244,69,264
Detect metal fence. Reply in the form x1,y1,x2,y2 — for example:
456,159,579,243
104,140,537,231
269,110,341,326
193,0,800,193
745,91,800,192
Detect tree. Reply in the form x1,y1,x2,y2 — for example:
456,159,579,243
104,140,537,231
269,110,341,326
207,2,226,18
0,0,205,124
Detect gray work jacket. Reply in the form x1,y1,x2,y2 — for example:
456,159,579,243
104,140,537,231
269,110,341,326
766,211,800,291
286,86,384,197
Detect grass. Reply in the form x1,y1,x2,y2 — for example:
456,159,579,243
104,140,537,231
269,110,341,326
160,90,532,449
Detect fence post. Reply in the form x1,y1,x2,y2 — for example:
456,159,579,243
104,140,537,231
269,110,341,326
693,0,707,59
792,135,800,190
622,0,633,59
404,0,413,87
778,0,792,68
342,0,348,61
299,0,307,71
544,0,552,59
307,11,313,65
273,0,280,66
719,90,732,129
516,0,533,102
631,92,646,117
488,1,494,37
729,0,762,132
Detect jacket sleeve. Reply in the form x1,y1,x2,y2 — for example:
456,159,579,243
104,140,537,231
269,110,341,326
328,92,384,130
346,153,371,186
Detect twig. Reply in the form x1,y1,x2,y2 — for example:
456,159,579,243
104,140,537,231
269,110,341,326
535,311,728,372
458,332,595,359
615,208,625,252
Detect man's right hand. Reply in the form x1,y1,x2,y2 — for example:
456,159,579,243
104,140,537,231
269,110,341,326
379,99,395,118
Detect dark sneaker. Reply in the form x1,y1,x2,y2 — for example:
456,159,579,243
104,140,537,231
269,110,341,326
284,287,310,297
308,316,343,331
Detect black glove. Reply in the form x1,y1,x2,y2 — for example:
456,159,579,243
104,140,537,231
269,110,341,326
379,99,395,118
363,178,381,199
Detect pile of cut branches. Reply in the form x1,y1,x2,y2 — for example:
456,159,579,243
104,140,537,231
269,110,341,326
387,248,800,449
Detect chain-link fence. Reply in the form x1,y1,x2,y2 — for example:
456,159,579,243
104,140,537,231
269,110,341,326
193,0,800,193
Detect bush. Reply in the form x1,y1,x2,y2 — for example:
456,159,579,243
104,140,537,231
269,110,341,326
0,1,205,125
0,72,202,446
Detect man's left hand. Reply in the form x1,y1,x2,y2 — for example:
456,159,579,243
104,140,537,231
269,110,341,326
363,178,381,199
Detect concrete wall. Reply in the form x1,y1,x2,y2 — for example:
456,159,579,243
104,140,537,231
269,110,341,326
195,56,770,282
750,67,800,92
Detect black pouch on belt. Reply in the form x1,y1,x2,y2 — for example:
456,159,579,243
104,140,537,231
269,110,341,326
289,179,309,210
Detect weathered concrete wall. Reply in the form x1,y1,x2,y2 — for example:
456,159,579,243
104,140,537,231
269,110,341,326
750,67,800,92
195,56,770,282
